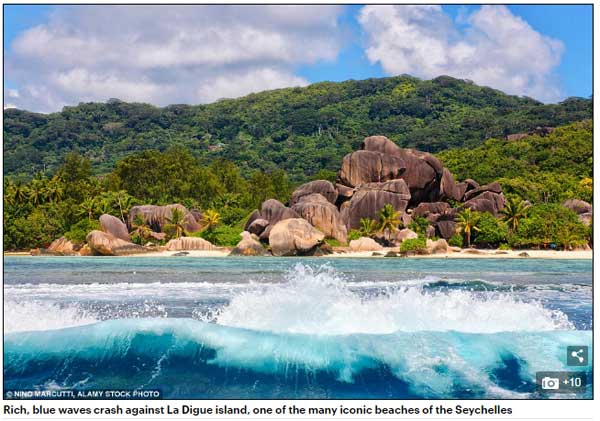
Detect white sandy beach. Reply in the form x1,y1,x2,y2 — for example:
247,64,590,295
112,248,593,259
327,248,592,259
132,249,232,258
5,248,592,259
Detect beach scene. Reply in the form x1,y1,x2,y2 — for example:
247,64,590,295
3,4,593,399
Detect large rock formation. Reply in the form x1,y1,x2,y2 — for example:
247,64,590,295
437,168,462,202
165,237,214,251
563,199,592,215
562,199,593,226
412,202,450,218
343,179,411,230
100,214,130,241
246,218,269,236
49,237,77,254
244,134,504,252
291,193,347,243
456,179,479,201
229,231,270,256
464,190,505,216
290,180,338,206
396,228,418,243
463,182,503,202
244,199,300,241
129,204,202,233
86,230,147,256
269,218,325,256
260,199,301,224
426,238,449,254
37,237,79,256
360,135,455,205
337,150,405,187
335,184,355,203
349,237,383,252
436,220,457,239
244,210,261,230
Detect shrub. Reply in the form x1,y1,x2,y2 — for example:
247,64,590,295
197,225,241,247
64,219,101,243
472,212,508,247
399,236,427,253
498,243,512,250
508,204,589,249
324,238,343,247
409,216,429,235
359,218,378,236
348,229,362,241
448,233,463,247
218,206,249,226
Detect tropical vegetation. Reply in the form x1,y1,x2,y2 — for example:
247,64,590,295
3,76,593,251
438,120,593,204
4,76,591,183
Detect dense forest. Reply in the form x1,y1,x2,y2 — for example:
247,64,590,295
3,120,592,251
3,75,592,182
3,76,593,251
3,149,293,250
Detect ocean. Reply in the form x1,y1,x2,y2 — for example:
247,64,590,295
3,256,592,399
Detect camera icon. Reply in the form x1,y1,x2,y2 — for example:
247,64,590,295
541,377,560,390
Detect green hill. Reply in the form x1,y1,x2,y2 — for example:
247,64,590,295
438,120,592,204
3,75,592,181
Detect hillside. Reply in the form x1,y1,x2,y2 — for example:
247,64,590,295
3,75,592,181
438,120,593,204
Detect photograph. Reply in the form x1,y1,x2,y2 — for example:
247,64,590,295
3,4,593,400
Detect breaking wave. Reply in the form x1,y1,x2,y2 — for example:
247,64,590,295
4,264,591,398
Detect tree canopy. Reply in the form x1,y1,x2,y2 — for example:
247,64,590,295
4,75,591,182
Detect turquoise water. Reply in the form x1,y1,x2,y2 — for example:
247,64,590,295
4,256,593,398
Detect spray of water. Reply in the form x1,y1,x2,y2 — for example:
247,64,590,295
212,264,574,334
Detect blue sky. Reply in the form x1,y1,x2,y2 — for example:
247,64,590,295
3,4,592,112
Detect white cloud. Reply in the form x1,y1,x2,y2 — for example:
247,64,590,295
196,68,308,103
358,5,564,102
6,89,20,98
6,5,342,112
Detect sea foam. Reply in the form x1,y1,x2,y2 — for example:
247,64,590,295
4,300,98,333
212,263,574,334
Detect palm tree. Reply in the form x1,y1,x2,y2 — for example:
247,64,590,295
557,229,587,251
359,218,378,237
378,204,402,232
166,208,187,239
12,181,29,204
4,180,29,206
96,197,114,216
456,208,480,248
28,179,47,205
378,204,402,243
501,196,531,232
4,179,15,206
115,190,134,223
131,214,152,244
78,197,97,221
45,177,65,202
201,209,221,232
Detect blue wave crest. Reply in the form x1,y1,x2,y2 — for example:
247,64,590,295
4,318,592,399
